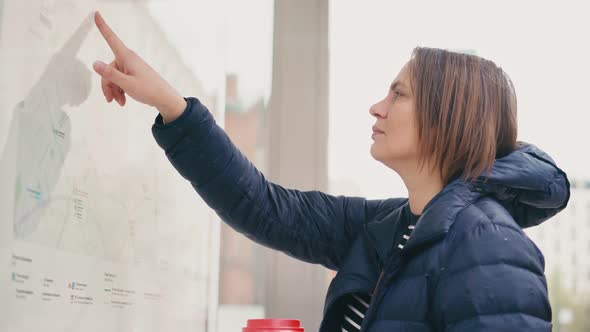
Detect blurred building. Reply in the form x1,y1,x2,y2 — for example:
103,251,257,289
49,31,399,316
219,74,269,306
526,179,590,294
218,3,332,330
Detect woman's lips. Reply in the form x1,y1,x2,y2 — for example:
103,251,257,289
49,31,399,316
372,125,384,133
372,126,385,138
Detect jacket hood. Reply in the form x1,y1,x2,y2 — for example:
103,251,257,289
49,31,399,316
468,141,570,229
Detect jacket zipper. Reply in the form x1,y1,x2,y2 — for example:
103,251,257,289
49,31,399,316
371,270,385,298
360,251,402,331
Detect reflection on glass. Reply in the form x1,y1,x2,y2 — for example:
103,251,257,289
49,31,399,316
0,2,226,332
6,13,92,238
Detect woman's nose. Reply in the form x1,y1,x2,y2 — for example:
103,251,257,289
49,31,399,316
369,102,386,118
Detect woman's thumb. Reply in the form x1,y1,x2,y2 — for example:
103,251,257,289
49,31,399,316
93,61,129,88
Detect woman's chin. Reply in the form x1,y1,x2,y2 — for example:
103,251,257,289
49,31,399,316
369,145,382,161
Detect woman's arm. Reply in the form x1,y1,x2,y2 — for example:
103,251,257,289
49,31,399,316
91,11,406,270
152,97,406,270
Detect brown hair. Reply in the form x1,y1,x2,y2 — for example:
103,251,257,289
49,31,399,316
408,47,518,185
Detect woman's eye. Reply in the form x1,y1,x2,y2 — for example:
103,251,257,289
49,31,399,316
392,90,402,99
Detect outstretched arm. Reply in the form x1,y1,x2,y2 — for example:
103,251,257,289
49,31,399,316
91,11,406,270
152,97,405,270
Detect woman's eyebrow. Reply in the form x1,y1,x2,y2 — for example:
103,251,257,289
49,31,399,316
390,81,409,91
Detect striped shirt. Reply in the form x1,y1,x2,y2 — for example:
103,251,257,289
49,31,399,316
340,204,420,332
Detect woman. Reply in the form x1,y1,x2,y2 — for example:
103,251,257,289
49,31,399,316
92,11,570,332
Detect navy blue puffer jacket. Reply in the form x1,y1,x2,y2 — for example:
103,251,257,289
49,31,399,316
152,97,571,331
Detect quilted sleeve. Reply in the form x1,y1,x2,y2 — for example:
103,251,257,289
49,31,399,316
151,97,405,270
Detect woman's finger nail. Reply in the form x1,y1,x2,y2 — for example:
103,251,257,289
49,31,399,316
93,61,106,72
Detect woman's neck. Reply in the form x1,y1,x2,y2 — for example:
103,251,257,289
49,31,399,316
397,162,444,215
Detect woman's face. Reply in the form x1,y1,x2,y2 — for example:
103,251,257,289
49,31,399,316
369,62,420,167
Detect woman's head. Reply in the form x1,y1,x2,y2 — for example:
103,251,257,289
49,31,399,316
370,47,517,185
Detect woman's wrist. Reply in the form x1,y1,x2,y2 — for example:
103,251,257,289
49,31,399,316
157,94,187,124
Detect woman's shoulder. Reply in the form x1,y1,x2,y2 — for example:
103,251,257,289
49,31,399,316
439,196,545,275
452,196,522,233
444,196,535,253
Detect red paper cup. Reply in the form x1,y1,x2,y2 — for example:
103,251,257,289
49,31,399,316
242,319,304,332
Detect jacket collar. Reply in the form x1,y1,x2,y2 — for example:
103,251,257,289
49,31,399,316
364,180,481,262
364,141,571,263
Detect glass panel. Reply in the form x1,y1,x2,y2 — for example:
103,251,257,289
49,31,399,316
0,1,226,331
217,0,274,326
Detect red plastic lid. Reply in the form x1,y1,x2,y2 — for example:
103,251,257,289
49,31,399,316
242,319,304,332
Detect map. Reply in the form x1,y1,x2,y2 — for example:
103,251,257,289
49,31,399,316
0,1,222,331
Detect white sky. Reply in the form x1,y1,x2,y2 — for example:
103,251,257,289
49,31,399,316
145,0,589,199
147,0,273,106
329,0,590,198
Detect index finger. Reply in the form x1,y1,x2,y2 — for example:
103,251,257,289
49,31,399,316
94,11,128,56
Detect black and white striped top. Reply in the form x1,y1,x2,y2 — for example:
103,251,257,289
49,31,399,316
340,204,420,332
